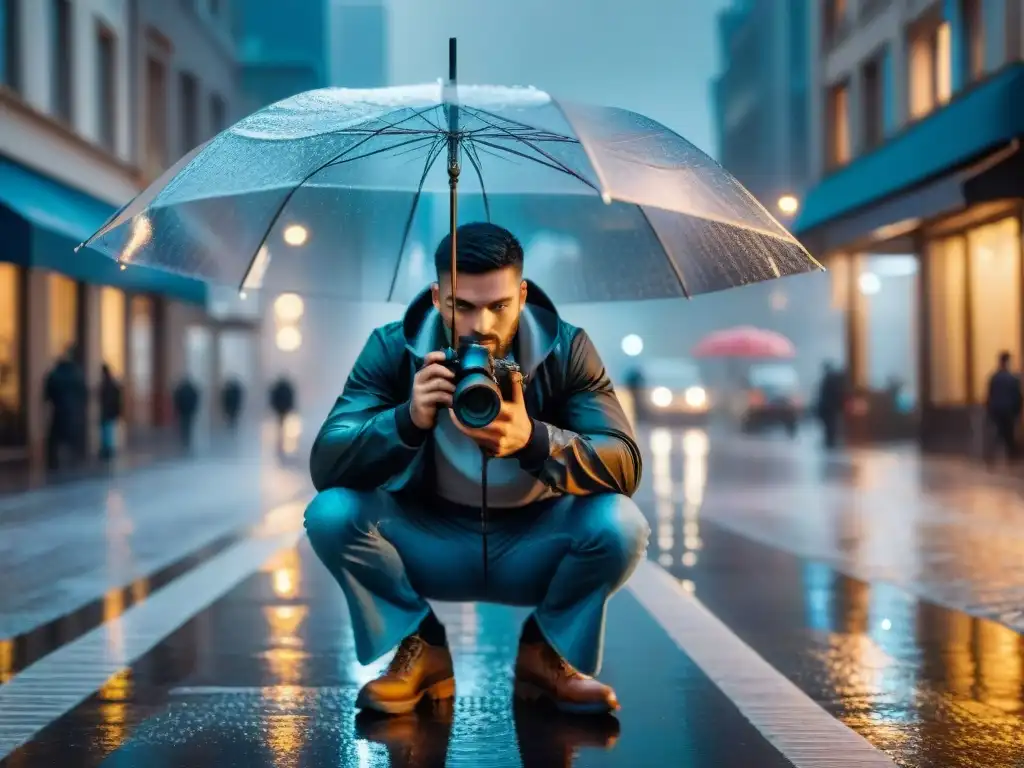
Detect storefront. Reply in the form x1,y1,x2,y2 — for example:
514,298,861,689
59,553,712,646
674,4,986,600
0,155,208,462
920,207,1023,451
795,64,1024,455
0,263,25,457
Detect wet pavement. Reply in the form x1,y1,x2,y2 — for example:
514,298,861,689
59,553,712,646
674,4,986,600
2,425,1024,766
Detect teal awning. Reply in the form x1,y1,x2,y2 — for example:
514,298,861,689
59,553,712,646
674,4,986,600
795,63,1024,236
0,158,206,304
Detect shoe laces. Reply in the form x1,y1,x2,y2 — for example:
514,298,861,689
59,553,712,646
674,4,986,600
539,642,579,680
388,636,425,676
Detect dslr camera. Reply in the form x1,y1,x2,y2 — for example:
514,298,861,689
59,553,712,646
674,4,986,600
442,335,522,429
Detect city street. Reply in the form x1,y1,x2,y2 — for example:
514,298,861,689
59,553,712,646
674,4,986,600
2,427,1024,767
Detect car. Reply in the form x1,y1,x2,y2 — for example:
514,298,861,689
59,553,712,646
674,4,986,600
740,363,803,436
620,358,711,426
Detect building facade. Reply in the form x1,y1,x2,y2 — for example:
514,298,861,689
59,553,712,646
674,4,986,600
328,0,389,88
709,0,844,396
796,0,1024,453
0,0,250,464
235,0,328,111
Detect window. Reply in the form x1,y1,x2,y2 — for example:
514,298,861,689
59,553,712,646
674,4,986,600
0,263,23,448
823,0,848,47
826,81,851,169
908,17,951,120
51,0,72,123
48,273,79,361
960,0,984,83
209,92,226,136
179,71,199,153
2,0,21,93
861,54,883,150
96,23,116,152
100,287,126,379
968,217,1021,403
129,296,154,427
927,235,968,405
144,55,168,178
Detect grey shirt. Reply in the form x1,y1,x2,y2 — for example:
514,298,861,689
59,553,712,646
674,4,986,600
433,409,556,507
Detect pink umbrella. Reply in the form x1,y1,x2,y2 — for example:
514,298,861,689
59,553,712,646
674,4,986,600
692,326,796,359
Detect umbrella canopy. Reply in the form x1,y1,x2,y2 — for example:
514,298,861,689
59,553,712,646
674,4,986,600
691,326,796,360
80,82,822,305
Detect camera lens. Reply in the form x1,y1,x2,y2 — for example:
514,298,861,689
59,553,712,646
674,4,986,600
453,374,501,428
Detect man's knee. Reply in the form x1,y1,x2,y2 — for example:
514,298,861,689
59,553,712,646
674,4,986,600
304,487,370,547
575,494,650,568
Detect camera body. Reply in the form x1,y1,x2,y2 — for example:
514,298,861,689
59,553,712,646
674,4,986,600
441,337,522,429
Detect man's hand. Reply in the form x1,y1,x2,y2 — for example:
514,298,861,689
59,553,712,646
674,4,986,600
410,351,456,430
450,372,534,457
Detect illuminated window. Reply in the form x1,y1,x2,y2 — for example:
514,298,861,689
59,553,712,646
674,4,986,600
100,286,126,378
927,236,968,405
0,263,23,447
908,17,952,120
130,295,154,426
826,81,851,168
47,272,78,360
968,217,1021,403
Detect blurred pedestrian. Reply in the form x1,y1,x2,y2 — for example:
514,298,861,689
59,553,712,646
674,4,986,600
815,361,846,450
43,345,86,470
98,364,124,461
268,375,296,454
221,377,244,431
172,377,200,450
984,351,1022,466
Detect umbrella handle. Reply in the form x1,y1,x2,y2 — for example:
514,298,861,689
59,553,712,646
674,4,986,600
447,38,461,336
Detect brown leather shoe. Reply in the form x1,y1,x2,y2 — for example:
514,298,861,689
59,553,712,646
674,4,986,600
355,635,455,715
513,640,620,714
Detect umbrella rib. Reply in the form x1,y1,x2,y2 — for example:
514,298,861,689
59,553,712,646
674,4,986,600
461,105,576,142
385,137,447,301
470,138,593,184
635,205,691,299
237,104,443,293
464,108,599,191
321,134,436,168
463,142,491,223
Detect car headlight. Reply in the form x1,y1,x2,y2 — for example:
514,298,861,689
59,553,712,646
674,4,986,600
650,387,673,407
684,386,707,408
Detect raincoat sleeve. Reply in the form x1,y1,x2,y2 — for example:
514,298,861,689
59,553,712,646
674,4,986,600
309,328,426,491
513,329,642,496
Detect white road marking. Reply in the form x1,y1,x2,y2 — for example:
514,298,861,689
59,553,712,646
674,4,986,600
0,501,306,762
627,560,898,767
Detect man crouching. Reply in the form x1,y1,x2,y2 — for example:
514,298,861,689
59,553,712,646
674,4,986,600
304,222,649,715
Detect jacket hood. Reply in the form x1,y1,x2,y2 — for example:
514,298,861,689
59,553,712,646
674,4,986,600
402,280,562,378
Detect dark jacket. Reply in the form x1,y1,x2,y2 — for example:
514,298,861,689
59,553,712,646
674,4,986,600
310,281,642,498
987,369,1023,418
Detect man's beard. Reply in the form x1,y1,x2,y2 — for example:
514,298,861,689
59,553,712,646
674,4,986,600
445,315,520,359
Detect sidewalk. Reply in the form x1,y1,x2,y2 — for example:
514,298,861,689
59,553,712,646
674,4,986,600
0,421,301,497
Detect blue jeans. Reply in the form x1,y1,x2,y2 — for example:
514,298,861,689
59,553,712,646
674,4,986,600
304,489,650,676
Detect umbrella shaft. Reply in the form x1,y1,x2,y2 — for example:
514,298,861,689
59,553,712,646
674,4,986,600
450,159,462,319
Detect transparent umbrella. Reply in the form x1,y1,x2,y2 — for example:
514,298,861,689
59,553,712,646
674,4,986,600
80,51,821,305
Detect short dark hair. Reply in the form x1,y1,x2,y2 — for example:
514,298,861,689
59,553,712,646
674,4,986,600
1000,351,1012,366
434,222,524,277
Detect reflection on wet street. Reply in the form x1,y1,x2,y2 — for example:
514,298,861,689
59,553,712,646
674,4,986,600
3,425,1024,765
635,425,1024,766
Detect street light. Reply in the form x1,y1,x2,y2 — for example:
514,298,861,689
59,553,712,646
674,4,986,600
777,195,799,216
283,224,309,246
621,334,643,356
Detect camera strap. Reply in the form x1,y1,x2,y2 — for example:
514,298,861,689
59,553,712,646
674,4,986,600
479,446,490,597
